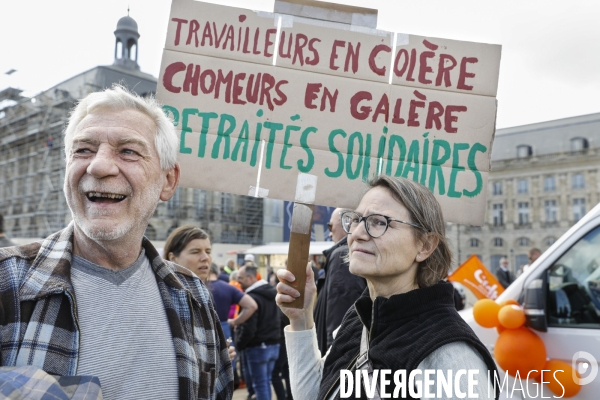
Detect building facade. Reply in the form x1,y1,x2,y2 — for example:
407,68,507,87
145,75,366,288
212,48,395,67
0,14,263,245
449,113,600,275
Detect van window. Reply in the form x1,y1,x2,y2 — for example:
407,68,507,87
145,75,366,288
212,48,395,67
546,225,600,328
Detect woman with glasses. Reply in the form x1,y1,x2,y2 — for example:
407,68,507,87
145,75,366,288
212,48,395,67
276,176,498,399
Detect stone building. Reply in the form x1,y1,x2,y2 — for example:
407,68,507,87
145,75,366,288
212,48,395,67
0,14,263,245
448,113,600,275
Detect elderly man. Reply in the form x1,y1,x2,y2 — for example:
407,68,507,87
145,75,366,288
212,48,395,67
0,86,232,400
495,257,515,289
313,208,366,356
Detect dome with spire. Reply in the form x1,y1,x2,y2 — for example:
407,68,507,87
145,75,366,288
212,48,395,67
113,12,140,70
116,15,139,34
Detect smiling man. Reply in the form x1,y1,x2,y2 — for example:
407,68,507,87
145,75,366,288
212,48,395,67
0,85,233,400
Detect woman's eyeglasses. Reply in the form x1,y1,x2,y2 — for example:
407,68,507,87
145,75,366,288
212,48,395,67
340,211,428,238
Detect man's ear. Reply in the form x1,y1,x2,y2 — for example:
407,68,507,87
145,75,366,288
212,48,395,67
160,163,180,201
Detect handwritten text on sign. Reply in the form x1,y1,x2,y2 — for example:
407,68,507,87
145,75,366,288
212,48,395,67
156,0,501,225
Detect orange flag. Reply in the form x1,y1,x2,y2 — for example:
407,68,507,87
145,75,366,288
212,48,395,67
449,255,504,300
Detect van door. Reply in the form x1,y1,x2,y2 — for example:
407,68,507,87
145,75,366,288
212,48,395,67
529,223,600,397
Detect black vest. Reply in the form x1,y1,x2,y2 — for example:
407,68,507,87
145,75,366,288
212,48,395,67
317,282,499,399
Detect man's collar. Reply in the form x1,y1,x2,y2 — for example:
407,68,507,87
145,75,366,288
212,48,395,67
245,279,268,293
20,223,77,301
19,223,192,300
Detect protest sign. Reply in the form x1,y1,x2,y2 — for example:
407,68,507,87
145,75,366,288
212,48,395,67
157,0,501,225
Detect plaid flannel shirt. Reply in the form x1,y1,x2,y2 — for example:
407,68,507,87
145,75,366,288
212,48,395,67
0,223,233,400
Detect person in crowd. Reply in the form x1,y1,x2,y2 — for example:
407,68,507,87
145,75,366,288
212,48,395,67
270,274,293,400
219,264,231,282
163,225,213,282
528,247,542,264
0,85,232,399
207,263,258,340
276,176,498,400
451,281,467,310
244,253,256,266
0,214,16,247
495,257,514,288
314,207,367,356
237,265,280,400
266,266,274,286
519,247,543,276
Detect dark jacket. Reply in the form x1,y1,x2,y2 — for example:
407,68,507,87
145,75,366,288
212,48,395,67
314,237,366,356
236,281,280,350
317,282,499,400
495,267,514,289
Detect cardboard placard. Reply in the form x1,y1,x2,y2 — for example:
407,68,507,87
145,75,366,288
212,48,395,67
157,0,502,226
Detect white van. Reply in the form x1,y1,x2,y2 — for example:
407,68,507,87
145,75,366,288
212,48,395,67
461,202,600,399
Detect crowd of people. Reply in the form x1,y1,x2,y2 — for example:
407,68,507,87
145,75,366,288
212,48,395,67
0,85,506,399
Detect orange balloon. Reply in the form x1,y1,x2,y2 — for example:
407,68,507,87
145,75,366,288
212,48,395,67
496,324,506,334
494,327,546,378
543,359,581,398
473,299,501,328
498,305,526,329
499,299,520,307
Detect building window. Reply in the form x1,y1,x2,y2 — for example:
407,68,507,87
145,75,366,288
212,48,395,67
518,202,530,225
516,145,532,158
517,179,528,194
543,176,556,192
545,237,557,246
470,238,480,247
221,193,232,215
545,200,557,223
517,237,530,247
494,238,504,247
570,137,589,151
493,204,504,226
492,181,503,195
271,201,281,224
573,198,586,222
572,173,585,189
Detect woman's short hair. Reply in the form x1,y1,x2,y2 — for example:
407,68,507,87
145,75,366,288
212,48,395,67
163,225,209,259
63,84,178,171
369,175,452,288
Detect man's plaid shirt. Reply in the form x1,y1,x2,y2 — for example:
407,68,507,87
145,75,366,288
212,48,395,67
0,223,233,400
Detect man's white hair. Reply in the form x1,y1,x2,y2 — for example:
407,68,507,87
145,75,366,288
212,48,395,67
63,84,178,170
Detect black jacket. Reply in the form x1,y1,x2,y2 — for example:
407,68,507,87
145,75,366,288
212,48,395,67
236,282,280,351
495,267,514,289
314,237,367,356
317,282,499,400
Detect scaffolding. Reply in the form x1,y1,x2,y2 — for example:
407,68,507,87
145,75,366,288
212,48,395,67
0,87,264,244
0,87,72,238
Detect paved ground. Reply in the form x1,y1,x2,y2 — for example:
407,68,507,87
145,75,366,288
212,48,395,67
232,387,249,400
231,386,277,400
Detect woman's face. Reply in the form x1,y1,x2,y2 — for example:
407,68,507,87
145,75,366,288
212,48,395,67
347,186,424,296
170,238,212,280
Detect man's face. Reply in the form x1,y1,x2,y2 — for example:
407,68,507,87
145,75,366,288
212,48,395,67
237,267,254,290
529,250,541,263
328,208,345,243
501,259,509,268
64,108,178,242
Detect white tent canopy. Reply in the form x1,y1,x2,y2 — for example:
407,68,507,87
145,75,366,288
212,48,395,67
243,241,333,255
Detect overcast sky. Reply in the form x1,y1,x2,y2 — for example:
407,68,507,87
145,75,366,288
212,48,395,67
1,0,598,129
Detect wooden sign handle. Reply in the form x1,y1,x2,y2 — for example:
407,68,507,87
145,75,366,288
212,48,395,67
286,204,314,309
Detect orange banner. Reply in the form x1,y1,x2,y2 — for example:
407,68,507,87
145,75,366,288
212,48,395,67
449,255,504,300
